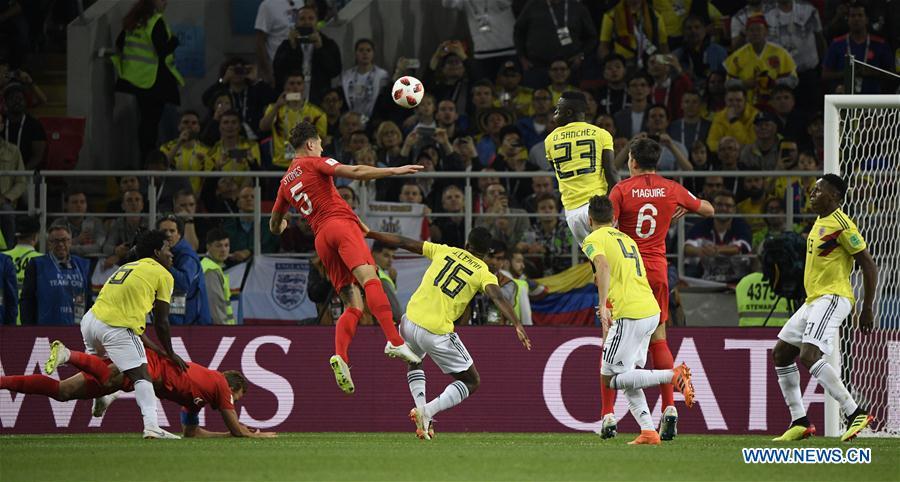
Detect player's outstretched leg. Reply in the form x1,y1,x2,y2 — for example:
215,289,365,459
421,367,479,438
610,363,695,407
51,343,114,385
1,374,62,400
798,344,871,442
44,340,70,375
649,335,677,440
334,307,362,365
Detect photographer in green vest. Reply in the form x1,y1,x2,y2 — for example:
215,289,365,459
112,0,184,157
201,228,234,325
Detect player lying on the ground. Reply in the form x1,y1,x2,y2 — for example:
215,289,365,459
1,341,276,438
771,174,877,443
582,195,695,446
269,121,423,395
365,227,531,440
605,137,715,441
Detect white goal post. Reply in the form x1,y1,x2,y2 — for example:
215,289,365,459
824,94,900,438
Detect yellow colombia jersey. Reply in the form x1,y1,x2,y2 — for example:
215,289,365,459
805,208,867,304
582,226,659,320
406,242,499,335
544,121,614,211
91,257,174,335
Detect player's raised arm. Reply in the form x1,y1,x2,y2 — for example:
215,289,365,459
365,230,424,255
333,164,424,182
484,283,532,350
852,249,878,334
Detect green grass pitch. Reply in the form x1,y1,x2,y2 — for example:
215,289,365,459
1,433,898,481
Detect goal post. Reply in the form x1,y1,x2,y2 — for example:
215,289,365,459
823,94,900,438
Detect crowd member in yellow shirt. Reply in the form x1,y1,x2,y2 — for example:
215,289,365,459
771,175,877,443
706,86,758,152
206,110,261,175
653,0,723,43
599,0,669,68
581,195,694,445
365,227,530,441
43,230,186,440
723,15,798,108
159,111,208,194
259,72,327,168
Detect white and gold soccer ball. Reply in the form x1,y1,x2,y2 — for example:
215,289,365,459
392,76,425,108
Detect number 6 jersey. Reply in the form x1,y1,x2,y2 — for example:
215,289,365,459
609,173,702,264
406,242,499,335
273,156,359,235
545,121,615,211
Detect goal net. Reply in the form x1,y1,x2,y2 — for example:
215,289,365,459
824,95,900,438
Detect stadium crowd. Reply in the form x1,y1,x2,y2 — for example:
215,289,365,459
1,0,898,326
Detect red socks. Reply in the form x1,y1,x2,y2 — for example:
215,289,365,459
649,339,675,408
362,279,404,346
67,351,112,384
1,375,61,400
334,307,363,364
599,359,617,416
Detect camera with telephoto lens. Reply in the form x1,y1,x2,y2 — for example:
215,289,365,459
295,26,314,42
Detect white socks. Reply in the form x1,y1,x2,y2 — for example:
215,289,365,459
810,359,858,416
624,388,655,431
424,380,469,419
611,370,673,391
775,363,806,421
407,369,427,412
133,379,159,430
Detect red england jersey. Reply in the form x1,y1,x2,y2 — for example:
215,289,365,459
147,350,234,414
272,156,359,235
609,174,701,262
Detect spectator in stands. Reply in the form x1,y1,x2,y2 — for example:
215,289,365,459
201,228,234,325
200,176,239,225
402,93,438,133
431,185,466,247
495,60,533,118
514,0,596,87
0,2,30,68
730,0,769,51
113,0,183,157
641,105,692,171
374,121,405,167
655,0,723,48
443,0,517,82
102,190,147,269
20,225,91,325
707,87,759,153
345,130,371,162
340,39,390,122
475,107,514,166
598,0,669,69
159,110,206,194
482,241,533,325
0,250,16,323
157,214,210,325
736,176,769,233
765,0,825,107
613,73,652,140
435,99,465,141
260,72,327,169
143,151,192,213
752,196,803,251
330,111,363,161
469,80,499,119
669,90,710,151
0,63,46,112
321,88,344,146
516,88,553,149
492,126,541,200
714,136,742,195
207,110,261,175
450,135,481,176
700,70,726,117
202,57,275,141
425,41,470,116
684,190,753,278
2,83,46,169
52,190,106,257
739,112,781,170
684,139,711,193
254,0,301,85
773,148,817,215
2,217,40,300
823,3,894,95
700,175,725,201
199,90,234,145
724,15,799,108
0,109,25,247
768,86,807,143
591,54,629,116
272,6,341,103
476,182,528,247
397,181,432,241
346,146,384,202
223,186,279,262
371,241,402,322
104,175,141,214
672,14,727,90
547,60,578,104
518,193,573,276
279,213,316,254
648,54,693,119
172,190,200,251
522,176,558,213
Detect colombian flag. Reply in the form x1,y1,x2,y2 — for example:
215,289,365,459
531,263,598,326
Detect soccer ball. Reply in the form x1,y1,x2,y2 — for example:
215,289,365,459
392,76,425,108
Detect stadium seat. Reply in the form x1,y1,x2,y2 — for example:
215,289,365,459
39,116,86,170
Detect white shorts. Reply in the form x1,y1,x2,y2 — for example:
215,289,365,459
564,203,591,246
80,309,147,372
601,313,660,376
778,295,851,356
400,315,473,374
